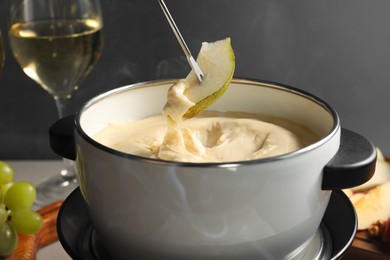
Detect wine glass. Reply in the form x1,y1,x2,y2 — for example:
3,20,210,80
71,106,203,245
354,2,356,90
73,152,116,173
8,0,104,206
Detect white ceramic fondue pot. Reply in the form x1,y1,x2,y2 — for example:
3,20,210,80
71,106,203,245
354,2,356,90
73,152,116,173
50,79,376,259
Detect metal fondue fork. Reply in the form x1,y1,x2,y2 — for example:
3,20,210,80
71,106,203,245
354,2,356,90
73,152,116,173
158,0,204,82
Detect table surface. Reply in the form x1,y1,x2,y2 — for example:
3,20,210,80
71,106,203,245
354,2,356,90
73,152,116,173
5,160,388,260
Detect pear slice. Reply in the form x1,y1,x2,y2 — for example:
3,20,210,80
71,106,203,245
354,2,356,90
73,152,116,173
343,189,365,204
183,37,235,118
349,192,365,204
376,147,385,161
353,181,390,230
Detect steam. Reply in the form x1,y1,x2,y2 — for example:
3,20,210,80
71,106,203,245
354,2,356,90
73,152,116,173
165,167,229,240
156,56,188,79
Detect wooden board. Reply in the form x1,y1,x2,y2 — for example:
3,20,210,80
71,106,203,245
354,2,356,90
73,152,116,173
344,230,390,260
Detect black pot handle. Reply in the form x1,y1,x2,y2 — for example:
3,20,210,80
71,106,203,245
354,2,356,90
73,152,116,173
49,115,76,161
322,128,377,190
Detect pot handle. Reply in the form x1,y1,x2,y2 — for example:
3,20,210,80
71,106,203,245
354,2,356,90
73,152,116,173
49,115,76,161
322,128,377,190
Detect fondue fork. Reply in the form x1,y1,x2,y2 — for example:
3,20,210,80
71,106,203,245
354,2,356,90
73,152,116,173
158,0,204,82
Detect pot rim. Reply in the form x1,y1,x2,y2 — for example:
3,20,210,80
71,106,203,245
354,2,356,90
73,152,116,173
75,77,340,168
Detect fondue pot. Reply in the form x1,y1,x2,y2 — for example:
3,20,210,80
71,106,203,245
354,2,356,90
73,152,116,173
50,78,376,259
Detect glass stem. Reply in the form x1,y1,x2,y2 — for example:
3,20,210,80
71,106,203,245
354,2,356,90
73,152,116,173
54,96,77,182
55,96,72,119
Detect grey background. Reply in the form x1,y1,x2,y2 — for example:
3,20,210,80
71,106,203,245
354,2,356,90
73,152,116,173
0,0,389,159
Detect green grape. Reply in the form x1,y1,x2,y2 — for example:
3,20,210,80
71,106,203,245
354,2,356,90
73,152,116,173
9,208,42,235
0,222,18,256
1,182,14,202
0,161,14,185
0,204,7,227
4,182,36,210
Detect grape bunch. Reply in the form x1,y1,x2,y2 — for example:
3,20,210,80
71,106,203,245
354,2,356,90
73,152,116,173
0,161,43,256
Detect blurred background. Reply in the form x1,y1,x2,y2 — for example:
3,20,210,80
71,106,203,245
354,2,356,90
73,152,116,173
0,0,389,159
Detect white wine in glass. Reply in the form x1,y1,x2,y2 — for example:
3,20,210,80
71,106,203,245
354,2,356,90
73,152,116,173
8,0,104,206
